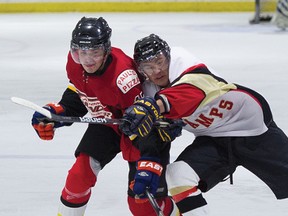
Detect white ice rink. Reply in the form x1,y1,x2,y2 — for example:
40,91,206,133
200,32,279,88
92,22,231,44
1,12,288,215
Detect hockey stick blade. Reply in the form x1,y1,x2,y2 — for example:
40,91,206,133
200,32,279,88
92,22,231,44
11,97,52,118
145,189,165,216
11,97,123,125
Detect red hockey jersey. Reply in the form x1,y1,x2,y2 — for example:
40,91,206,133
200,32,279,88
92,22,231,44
65,47,143,161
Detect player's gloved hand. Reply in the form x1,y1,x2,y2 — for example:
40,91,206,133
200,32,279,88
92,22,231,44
130,157,163,200
120,97,161,137
157,119,186,142
31,103,66,140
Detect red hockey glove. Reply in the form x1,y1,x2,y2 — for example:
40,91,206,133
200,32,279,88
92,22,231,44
120,97,161,138
130,157,163,201
31,103,66,140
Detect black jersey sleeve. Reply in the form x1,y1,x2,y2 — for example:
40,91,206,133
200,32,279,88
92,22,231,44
59,88,88,117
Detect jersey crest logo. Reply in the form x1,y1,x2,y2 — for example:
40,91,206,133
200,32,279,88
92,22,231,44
77,90,113,118
117,69,140,94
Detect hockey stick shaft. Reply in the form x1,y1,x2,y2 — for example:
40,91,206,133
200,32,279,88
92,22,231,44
11,96,123,125
11,97,175,127
145,189,165,216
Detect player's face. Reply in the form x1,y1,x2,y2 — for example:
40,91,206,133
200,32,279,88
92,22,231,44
78,47,106,73
139,54,170,87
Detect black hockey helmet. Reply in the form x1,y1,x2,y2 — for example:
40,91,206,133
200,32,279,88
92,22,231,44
71,17,112,53
133,34,170,66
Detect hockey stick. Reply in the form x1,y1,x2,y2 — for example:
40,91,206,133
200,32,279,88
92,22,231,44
145,189,165,216
11,96,174,127
11,97,124,125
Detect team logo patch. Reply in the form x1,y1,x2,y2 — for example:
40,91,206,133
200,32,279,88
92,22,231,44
138,171,149,177
77,90,112,118
117,69,140,94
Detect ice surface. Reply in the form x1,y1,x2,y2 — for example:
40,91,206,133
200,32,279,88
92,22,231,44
1,12,288,215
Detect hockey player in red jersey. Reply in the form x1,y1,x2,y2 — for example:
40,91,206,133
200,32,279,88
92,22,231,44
120,34,288,215
31,18,179,216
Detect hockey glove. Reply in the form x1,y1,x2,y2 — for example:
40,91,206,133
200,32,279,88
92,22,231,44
130,157,163,200
31,103,66,140
157,119,186,142
120,97,161,138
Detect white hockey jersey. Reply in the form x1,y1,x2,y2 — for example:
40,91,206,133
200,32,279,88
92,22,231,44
145,47,268,137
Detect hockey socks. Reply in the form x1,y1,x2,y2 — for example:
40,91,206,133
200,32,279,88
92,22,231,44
59,153,98,215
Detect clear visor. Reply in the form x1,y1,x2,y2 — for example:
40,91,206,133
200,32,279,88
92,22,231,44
138,53,169,76
70,43,105,64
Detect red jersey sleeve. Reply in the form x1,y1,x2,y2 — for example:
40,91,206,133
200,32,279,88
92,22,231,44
111,49,143,110
158,83,205,119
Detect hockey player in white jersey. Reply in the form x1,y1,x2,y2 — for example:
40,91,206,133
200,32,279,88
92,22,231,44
274,0,288,29
120,34,288,215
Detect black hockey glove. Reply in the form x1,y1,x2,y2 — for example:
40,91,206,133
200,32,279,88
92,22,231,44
156,119,186,142
120,97,161,137
130,157,163,200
